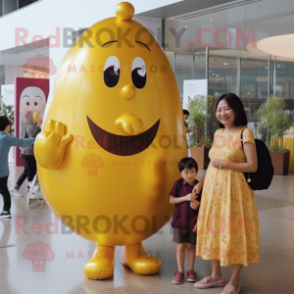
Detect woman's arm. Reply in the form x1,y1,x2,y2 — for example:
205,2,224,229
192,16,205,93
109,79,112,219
212,142,258,173
192,177,205,194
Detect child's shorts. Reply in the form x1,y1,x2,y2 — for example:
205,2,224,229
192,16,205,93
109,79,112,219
173,226,196,245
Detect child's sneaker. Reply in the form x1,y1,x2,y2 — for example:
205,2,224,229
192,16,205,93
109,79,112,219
0,211,11,219
172,271,184,284
187,270,198,282
9,188,22,197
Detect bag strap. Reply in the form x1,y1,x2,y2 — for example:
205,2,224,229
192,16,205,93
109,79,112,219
240,128,252,183
175,178,183,197
240,127,247,149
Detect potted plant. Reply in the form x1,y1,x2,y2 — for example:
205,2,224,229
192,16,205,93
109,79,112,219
0,96,15,163
0,96,15,135
187,94,214,169
257,96,293,175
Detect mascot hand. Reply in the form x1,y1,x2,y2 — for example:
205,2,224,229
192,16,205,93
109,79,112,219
115,113,144,135
35,120,73,169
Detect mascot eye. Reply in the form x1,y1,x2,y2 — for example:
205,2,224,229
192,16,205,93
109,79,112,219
104,56,120,87
131,57,146,89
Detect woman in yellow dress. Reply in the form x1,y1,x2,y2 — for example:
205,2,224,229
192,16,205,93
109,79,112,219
192,93,259,294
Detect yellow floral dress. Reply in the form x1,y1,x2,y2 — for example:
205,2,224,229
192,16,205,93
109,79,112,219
196,127,260,266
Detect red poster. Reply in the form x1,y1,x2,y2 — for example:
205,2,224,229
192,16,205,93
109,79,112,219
14,78,49,166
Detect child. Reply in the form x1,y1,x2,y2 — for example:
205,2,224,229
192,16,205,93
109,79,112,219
0,116,34,219
9,112,42,196
169,157,202,284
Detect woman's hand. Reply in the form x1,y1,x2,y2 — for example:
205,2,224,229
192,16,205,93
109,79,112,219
192,222,197,233
190,199,200,210
212,158,229,169
192,178,204,194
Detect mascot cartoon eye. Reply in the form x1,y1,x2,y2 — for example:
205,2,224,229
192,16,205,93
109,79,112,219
104,56,120,88
131,57,146,89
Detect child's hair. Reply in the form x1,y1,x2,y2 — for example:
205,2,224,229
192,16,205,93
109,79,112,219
183,109,190,116
0,116,10,131
214,93,248,128
178,157,198,173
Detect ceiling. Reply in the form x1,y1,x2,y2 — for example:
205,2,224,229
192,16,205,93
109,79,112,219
161,0,294,61
138,0,257,18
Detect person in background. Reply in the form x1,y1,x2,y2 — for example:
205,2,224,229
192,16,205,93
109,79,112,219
183,109,193,133
9,112,42,197
0,116,34,219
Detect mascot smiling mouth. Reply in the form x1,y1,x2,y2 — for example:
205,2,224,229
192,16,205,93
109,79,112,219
87,116,160,156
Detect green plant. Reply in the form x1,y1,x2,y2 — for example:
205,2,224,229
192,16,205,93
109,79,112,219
0,96,15,135
202,137,212,147
268,146,290,153
257,96,292,150
187,94,214,147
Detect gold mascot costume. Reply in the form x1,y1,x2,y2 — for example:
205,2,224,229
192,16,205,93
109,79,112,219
35,2,187,280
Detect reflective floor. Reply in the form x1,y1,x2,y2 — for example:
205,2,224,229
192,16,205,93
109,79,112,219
0,165,294,294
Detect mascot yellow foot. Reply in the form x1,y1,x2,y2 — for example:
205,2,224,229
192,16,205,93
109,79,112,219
84,246,115,280
120,242,161,275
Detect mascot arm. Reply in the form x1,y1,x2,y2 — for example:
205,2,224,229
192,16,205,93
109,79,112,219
35,120,73,170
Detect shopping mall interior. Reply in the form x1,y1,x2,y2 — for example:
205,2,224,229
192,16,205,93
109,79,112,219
0,0,294,293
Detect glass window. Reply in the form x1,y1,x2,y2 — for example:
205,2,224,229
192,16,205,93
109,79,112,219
240,58,268,99
208,55,238,97
173,51,206,99
276,61,294,99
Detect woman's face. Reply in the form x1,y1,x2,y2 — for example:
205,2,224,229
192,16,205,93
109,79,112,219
216,99,236,128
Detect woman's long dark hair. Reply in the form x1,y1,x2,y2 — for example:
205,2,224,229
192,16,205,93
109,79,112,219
214,93,247,128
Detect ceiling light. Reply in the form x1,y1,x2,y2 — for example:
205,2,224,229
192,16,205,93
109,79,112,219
223,63,228,65
195,52,199,54
278,64,281,67
184,25,188,28
210,18,213,21
257,34,294,59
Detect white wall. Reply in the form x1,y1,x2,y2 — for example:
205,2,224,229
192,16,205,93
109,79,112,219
0,0,182,52
0,0,182,97
3,47,49,84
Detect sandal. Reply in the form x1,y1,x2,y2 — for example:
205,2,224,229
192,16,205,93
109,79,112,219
194,274,226,289
221,282,241,294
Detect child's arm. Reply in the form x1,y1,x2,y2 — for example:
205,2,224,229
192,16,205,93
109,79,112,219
169,193,198,204
7,135,34,148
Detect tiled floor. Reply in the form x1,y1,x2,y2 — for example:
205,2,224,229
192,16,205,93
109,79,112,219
1,165,294,294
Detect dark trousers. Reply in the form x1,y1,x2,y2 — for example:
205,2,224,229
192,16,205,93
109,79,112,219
0,176,11,212
17,154,37,186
